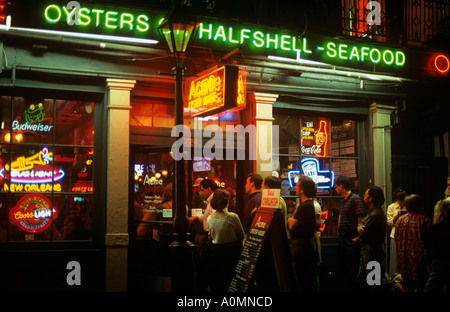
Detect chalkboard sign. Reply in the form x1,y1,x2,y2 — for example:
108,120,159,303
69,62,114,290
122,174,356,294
228,207,296,292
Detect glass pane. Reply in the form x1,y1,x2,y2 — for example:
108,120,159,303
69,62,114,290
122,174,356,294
330,120,358,157
0,96,12,144
11,97,54,144
8,193,57,241
55,100,94,145
0,193,8,241
52,194,93,241
7,145,57,193
133,151,173,237
153,104,174,128
54,147,94,193
0,145,10,192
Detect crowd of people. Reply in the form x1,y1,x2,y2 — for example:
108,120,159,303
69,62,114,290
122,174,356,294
134,172,450,292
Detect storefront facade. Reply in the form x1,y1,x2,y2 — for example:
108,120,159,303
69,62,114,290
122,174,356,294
0,1,448,291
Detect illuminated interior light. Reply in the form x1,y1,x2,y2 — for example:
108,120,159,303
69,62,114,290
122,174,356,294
0,14,10,30
6,26,158,45
434,54,450,75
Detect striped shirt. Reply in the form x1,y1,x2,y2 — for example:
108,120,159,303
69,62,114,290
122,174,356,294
338,192,366,237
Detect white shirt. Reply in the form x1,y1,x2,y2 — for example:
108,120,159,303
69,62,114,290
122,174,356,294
207,212,245,244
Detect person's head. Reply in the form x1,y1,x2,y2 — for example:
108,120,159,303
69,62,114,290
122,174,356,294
295,175,317,199
262,175,281,189
445,177,450,199
364,186,385,208
193,177,204,192
245,173,263,194
200,178,218,199
433,199,450,224
393,187,408,208
161,183,173,203
135,190,145,204
335,176,351,196
210,189,230,212
404,194,424,214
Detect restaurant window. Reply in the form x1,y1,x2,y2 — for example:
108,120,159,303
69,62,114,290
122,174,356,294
130,98,175,128
0,96,94,242
274,114,360,237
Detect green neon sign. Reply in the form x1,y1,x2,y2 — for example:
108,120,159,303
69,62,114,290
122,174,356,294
39,4,407,69
44,3,150,33
198,23,312,54
197,22,406,67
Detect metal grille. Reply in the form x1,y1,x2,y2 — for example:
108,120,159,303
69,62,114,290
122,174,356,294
405,0,450,44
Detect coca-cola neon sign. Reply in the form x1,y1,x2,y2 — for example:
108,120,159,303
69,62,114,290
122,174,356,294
301,118,329,157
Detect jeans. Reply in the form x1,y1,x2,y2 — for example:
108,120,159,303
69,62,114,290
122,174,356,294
338,235,360,291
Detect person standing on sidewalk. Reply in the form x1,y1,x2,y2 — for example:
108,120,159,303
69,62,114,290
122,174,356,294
335,175,367,292
357,186,387,291
288,175,317,292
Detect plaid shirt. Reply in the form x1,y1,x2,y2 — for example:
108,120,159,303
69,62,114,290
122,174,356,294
338,192,366,237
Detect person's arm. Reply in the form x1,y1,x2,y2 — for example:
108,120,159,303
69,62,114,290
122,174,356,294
288,217,300,232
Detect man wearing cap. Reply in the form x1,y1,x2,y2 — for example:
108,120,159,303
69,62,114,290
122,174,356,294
192,178,204,208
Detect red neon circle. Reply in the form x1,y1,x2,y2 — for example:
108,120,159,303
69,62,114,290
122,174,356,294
434,54,450,74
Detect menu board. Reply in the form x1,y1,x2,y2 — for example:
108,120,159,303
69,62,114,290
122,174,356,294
228,208,274,292
228,207,296,292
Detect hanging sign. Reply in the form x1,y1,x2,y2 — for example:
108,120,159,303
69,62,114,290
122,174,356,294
9,193,58,233
185,65,247,117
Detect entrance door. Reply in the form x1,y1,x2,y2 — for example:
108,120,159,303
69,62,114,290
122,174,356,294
128,145,174,291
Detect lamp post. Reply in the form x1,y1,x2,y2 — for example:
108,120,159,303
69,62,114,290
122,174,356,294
157,4,198,292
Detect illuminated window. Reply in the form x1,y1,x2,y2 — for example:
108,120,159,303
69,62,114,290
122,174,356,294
0,96,94,242
130,99,175,128
274,115,359,237
341,0,387,41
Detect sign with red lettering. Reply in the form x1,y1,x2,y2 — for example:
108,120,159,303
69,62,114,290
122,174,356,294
300,117,330,157
260,188,280,209
185,65,247,117
9,194,58,233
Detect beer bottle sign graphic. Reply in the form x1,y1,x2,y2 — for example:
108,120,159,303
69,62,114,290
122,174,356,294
314,120,328,157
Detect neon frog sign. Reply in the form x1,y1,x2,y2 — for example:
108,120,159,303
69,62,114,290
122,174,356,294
12,102,53,136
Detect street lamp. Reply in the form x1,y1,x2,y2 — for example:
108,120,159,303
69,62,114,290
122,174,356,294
157,4,198,292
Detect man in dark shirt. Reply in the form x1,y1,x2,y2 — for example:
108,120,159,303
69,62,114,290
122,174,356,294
288,175,317,292
335,175,366,292
357,186,387,290
243,173,263,234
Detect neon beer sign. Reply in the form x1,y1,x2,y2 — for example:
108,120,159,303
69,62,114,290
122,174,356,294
12,102,53,137
1,147,64,192
9,194,58,233
185,65,247,117
288,157,335,189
